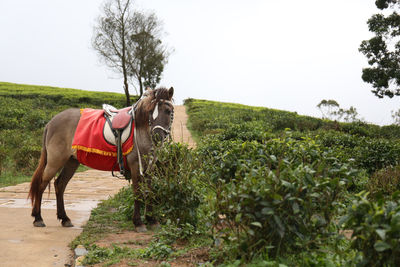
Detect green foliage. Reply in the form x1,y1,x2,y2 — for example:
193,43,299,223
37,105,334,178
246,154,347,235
203,134,357,260
340,192,400,266
359,2,400,98
318,131,400,174
155,219,202,245
183,98,400,265
140,241,174,260
82,244,140,266
145,142,203,226
368,166,400,198
118,143,203,228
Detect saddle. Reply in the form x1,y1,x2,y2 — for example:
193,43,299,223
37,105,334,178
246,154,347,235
103,104,132,130
102,104,133,179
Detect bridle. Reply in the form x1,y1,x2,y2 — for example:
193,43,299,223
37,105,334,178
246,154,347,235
149,99,174,137
132,94,174,176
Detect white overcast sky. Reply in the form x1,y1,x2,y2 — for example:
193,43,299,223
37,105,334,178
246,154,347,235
0,0,399,125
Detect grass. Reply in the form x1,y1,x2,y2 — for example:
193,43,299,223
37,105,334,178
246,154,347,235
70,186,211,266
0,172,31,188
0,165,90,188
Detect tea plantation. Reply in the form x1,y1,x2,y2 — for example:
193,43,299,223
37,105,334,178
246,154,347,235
179,99,400,266
3,82,400,266
83,98,400,266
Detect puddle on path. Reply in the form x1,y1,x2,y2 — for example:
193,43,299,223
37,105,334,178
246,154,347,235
0,198,99,211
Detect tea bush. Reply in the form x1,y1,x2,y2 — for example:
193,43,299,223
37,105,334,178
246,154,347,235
340,192,400,266
368,166,400,198
203,134,359,260
318,131,400,174
139,142,203,227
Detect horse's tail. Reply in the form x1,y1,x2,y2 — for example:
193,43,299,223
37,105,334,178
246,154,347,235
28,127,48,206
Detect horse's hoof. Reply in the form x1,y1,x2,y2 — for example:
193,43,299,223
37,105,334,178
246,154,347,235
135,224,147,233
33,220,46,227
148,222,160,230
62,220,74,227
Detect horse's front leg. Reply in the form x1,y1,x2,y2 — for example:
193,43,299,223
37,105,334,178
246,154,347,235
131,167,147,232
144,175,159,228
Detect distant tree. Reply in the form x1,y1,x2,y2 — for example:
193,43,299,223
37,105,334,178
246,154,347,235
92,0,169,105
341,106,359,123
317,99,361,122
391,109,400,125
360,0,400,98
317,99,340,120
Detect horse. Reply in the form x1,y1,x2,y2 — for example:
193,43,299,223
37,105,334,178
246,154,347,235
28,87,174,232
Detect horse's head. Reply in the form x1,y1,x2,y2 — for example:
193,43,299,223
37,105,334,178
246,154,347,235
149,87,174,144
136,87,174,145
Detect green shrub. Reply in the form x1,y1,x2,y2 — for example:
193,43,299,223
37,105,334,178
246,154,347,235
203,134,358,260
133,143,203,227
368,166,400,198
354,138,400,174
340,192,400,266
318,131,400,174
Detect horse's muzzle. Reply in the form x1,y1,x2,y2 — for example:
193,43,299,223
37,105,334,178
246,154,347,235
151,126,170,145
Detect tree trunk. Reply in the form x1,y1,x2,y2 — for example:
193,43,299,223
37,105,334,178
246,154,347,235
123,76,130,107
139,78,143,97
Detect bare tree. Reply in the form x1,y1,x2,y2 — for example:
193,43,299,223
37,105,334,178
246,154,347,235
92,0,169,105
92,0,133,106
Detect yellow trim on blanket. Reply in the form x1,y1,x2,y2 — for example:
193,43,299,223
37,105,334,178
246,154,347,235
80,108,84,115
72,145,133,157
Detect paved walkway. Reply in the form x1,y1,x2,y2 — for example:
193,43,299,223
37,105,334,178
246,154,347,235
0,105,194,267
0,170,127,267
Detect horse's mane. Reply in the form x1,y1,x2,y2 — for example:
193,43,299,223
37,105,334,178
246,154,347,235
135,87,172,128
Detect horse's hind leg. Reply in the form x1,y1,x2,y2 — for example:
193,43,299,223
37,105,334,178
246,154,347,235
32,162,65,227
54,157,80,227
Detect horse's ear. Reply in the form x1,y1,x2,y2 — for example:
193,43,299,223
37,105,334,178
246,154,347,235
168,87,174,100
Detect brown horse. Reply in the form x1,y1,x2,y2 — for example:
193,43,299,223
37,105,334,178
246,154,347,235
28,87,174,232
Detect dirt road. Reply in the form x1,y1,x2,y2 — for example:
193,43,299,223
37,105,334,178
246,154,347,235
0,105,194,267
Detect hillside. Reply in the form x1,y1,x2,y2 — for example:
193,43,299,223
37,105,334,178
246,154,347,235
0,82,135,185
3,82,400,265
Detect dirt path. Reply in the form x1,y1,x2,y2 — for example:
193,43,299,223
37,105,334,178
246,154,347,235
0,105,193,267
171,105,195,148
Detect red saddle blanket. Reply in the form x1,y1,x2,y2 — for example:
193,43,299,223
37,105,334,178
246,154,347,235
72,108,134,171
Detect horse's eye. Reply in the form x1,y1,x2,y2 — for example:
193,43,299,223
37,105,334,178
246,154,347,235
165,109,171,115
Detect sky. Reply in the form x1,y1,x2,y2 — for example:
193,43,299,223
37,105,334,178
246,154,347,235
0,0,399,125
